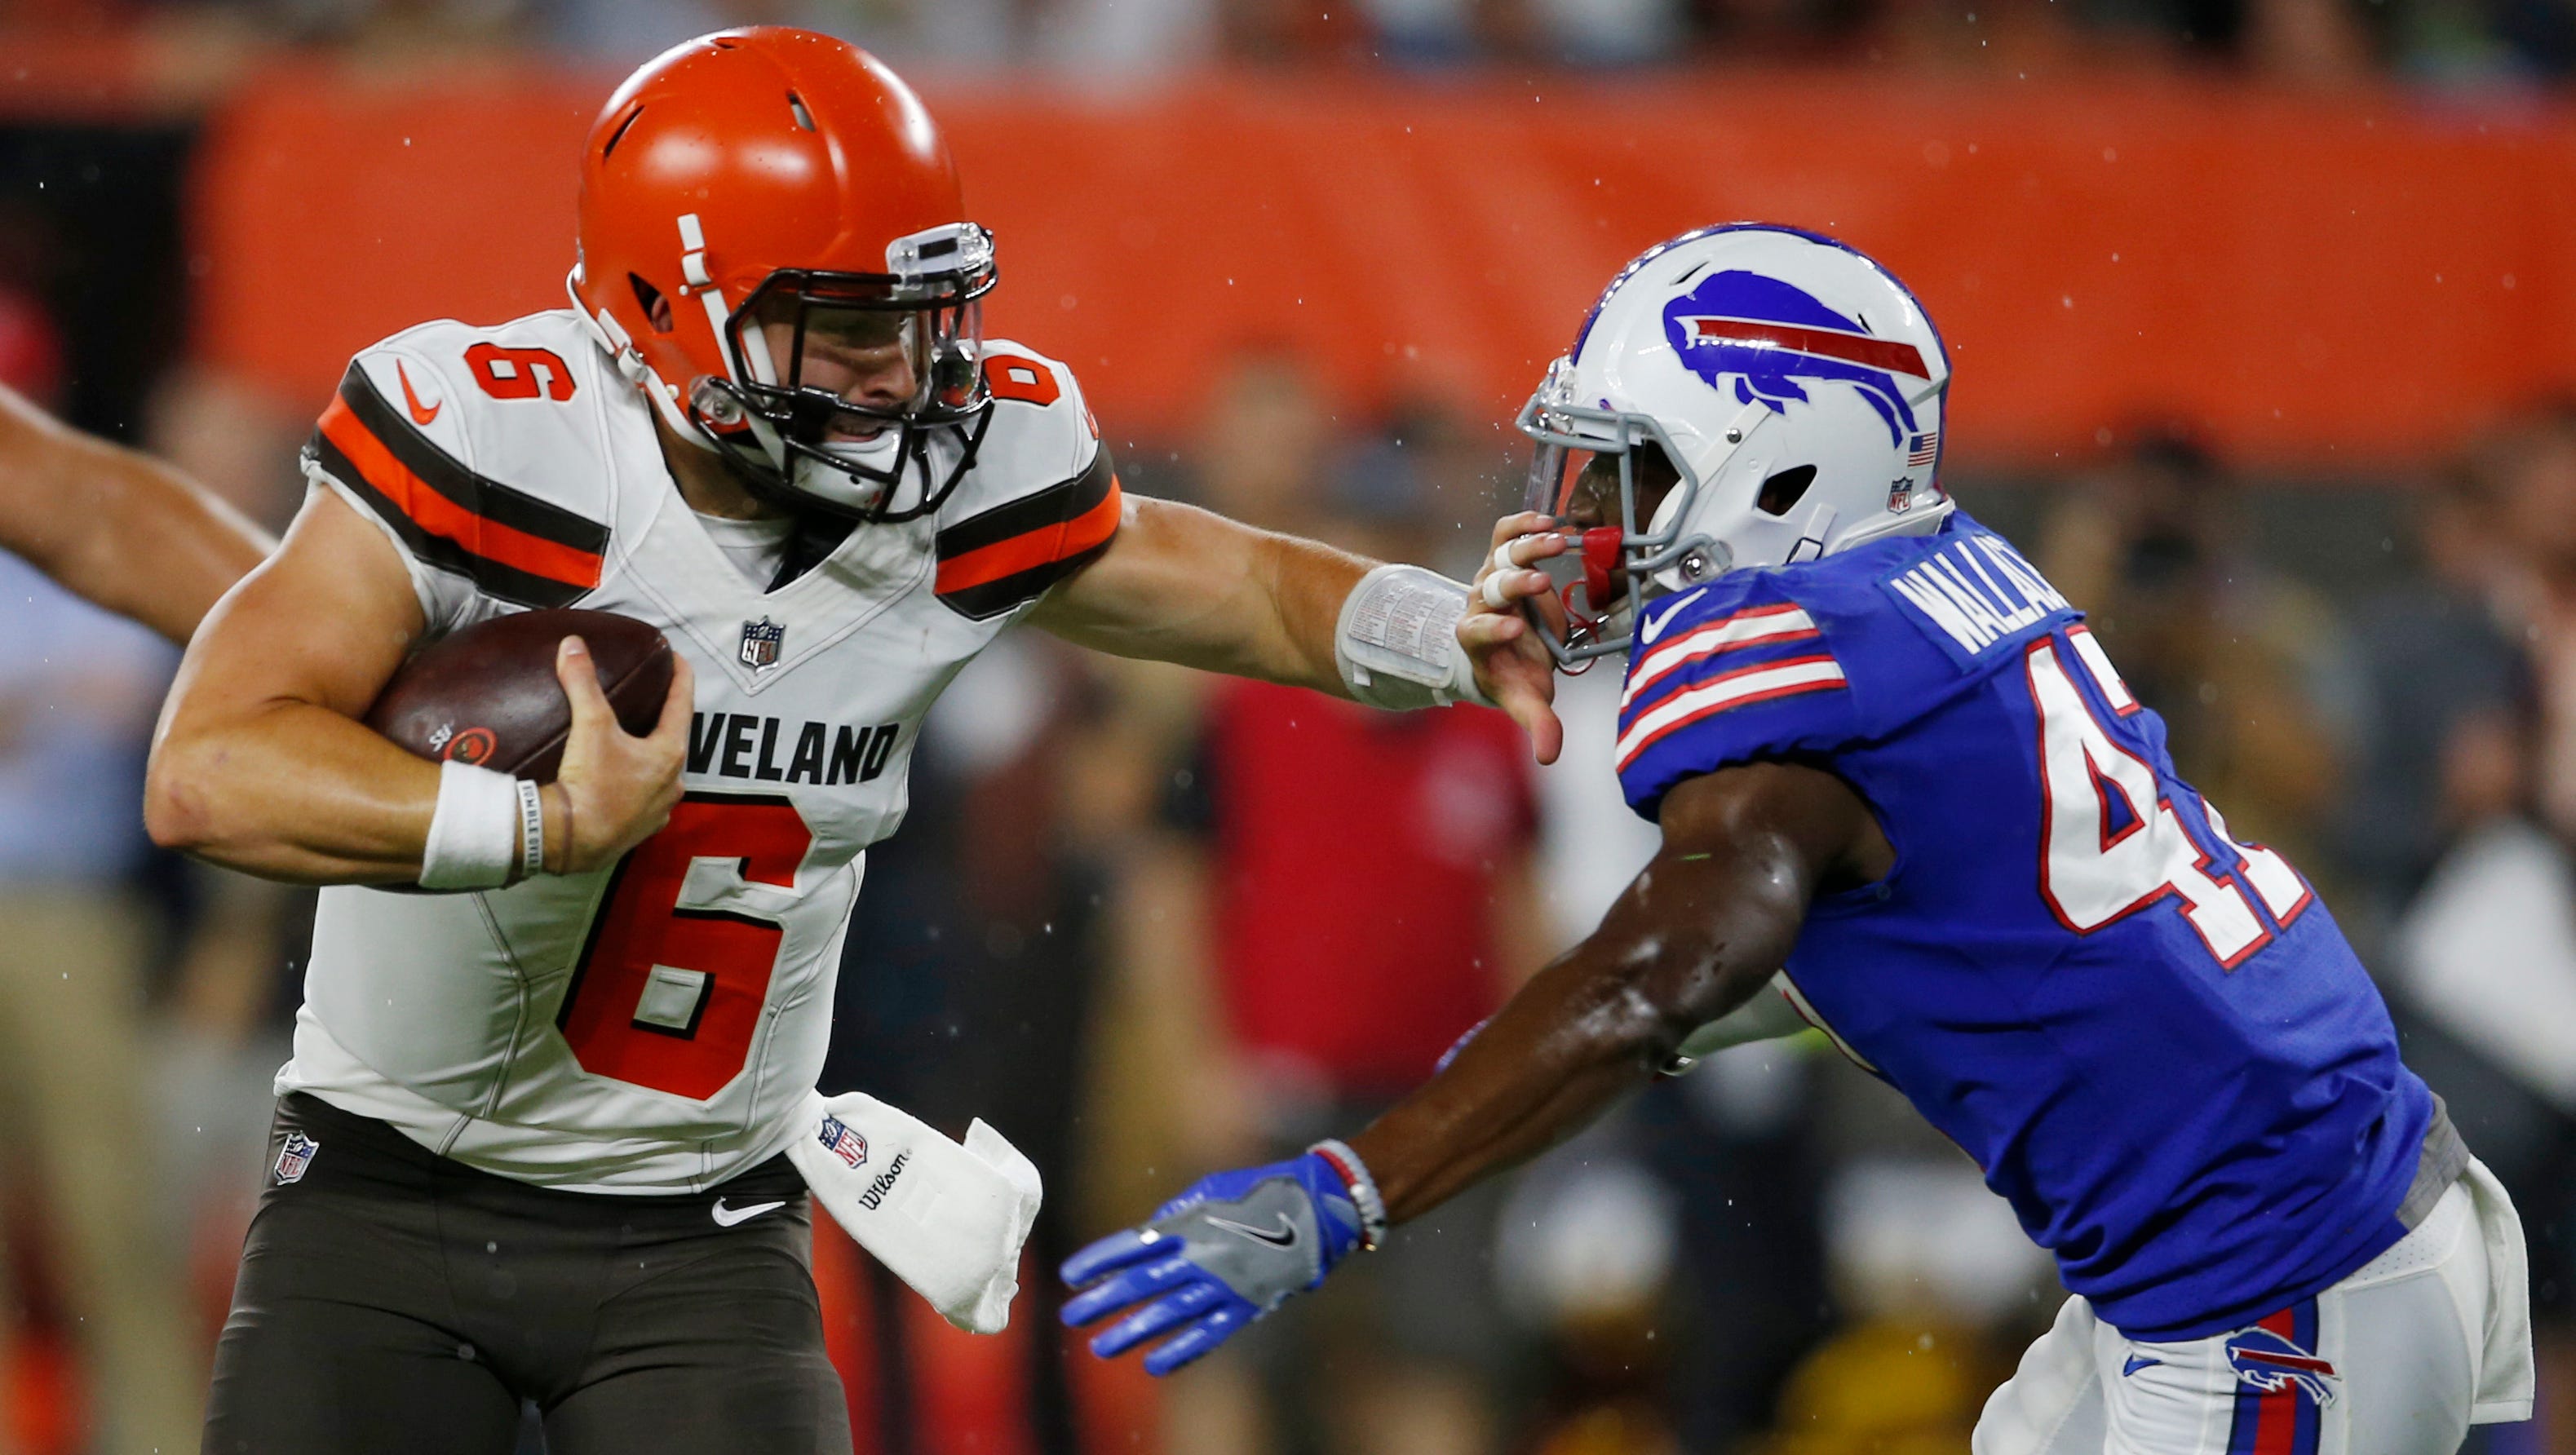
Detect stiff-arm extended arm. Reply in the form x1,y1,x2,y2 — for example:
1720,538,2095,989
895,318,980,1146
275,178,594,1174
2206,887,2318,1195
1350,760,1888,1220
1058,758,1889,1375
1029,495,1565,757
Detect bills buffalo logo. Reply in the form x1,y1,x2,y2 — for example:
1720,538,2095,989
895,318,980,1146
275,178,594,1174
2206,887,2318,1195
272,1131,320,1184
439,726,498,765
2225,1327,2339,1407
817,1115,867,1169
1662,272,1929,447
740,617,786,671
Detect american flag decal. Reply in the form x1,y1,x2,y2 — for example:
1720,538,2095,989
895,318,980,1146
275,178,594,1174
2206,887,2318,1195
1908,432,1939,467
818,1116,867,1169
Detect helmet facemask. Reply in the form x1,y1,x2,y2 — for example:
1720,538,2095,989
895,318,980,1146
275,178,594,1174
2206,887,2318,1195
1517,356,1768,667
1517,357,1950,667
691,223,999,524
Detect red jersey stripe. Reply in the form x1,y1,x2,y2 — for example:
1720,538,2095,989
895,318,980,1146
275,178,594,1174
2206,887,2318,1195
1613,654,1847,772
936,476,1123,595
316,396,603,590
1624,602,1821,714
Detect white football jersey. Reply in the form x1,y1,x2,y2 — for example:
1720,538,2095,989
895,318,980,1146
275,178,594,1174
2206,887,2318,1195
281,309,1118,1193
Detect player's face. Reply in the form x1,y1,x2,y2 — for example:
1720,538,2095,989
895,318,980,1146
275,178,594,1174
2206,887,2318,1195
759,306,923,442
1562,444,1682,608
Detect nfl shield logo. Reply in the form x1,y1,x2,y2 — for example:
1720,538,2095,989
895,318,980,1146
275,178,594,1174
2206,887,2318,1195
273,1132,319,1184
739,617,786,670
818,1116,867,1169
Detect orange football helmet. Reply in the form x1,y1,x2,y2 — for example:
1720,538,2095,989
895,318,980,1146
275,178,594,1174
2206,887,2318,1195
569,28,998,520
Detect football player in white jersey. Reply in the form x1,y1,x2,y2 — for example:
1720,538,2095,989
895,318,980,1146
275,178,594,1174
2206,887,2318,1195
142,28,1554,1455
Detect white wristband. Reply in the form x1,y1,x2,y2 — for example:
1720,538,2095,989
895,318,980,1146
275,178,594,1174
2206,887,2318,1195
1334,564,1494,710
516,779,546,880
1309,1138,1388,1251
419,759,521,891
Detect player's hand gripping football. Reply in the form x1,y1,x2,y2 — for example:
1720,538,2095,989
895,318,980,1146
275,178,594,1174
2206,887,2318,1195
545,635,693,873
1463,511,1569,766
1061,1148,1370,1376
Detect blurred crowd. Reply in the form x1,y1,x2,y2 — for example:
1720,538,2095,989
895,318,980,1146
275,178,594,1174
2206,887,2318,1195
6,0,2576,87
1,79,2575,1455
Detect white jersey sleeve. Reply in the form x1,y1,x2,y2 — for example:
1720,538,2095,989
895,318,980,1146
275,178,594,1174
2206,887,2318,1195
301,317,616,636
927,341,1120,621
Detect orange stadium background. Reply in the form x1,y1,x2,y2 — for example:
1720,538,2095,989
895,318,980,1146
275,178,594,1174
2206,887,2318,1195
175,62,2576,472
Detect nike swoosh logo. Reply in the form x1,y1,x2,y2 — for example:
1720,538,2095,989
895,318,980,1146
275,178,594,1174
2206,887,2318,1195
396,361,441,426
1636,588,1709,646
711,1197,786,1227
1205,1213,1298,1248
2122,1354,2162,1378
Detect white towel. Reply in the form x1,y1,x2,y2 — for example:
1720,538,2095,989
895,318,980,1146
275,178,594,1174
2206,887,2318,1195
786,1089,1043,1334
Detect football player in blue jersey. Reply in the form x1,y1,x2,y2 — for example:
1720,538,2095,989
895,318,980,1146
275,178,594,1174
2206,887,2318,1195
1064,225,2536,1455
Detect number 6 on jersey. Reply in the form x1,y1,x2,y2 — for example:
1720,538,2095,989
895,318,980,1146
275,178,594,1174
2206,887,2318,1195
558,792,814,1099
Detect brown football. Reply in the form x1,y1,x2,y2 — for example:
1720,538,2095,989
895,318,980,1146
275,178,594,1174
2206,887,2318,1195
363,608,675,784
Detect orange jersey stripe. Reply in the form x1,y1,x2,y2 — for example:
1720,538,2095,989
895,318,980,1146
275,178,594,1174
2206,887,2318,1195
935,476,1122,595
317,396,604,590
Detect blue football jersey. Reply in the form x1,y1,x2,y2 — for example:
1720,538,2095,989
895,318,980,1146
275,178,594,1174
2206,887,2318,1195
1615,510,2437,1340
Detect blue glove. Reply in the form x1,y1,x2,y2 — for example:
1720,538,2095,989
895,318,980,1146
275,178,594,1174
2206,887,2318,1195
1060,1139,1384,1376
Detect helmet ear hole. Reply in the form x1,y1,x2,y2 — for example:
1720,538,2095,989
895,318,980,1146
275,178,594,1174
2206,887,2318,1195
1757,464,1817,517
630,274,675,334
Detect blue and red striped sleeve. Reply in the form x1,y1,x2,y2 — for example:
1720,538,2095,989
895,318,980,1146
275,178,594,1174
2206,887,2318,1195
1614,586,1861,819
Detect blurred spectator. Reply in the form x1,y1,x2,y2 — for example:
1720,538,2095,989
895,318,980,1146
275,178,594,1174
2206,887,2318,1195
0,299,62,413
2497,408,2576,847
0,548,205,1455
1126,353,1547,1455
17,0,2574,83
0,303,201,1455
138,365,313,1334
1498,1127,1687,1455
1030,0,1219,73
2384,402,2576,1455
813,628,1125,1451
2034,430,2359,882
1731,1055,2056,1455
2337,431,2530,929
2240,0,2383,80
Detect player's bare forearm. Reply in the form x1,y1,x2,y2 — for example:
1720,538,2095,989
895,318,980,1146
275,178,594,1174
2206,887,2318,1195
1348,763,1879,1221
0,383,273,643
146,486,437,882
149,697,440,882
1029,494,1366,695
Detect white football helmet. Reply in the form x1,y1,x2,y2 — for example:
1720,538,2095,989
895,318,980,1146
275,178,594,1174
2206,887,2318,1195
1518,224,1953,663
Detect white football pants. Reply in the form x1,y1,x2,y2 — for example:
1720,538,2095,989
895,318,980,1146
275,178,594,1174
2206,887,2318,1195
1975,1161,2534,1455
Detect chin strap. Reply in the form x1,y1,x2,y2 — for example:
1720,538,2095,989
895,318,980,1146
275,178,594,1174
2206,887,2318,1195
569,267,707,448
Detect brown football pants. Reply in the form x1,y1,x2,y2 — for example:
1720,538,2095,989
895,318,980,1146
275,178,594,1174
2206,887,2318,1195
202,1093,850,1454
